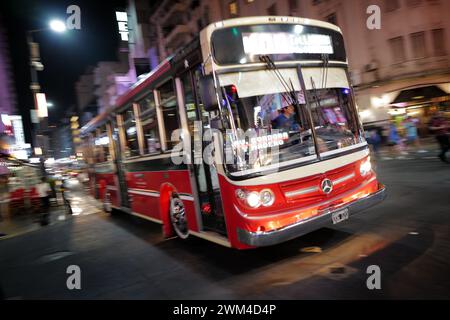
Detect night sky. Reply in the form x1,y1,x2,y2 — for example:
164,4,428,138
0,0,127,143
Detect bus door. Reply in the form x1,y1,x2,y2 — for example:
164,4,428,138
179,69,227,236
111,119,130,208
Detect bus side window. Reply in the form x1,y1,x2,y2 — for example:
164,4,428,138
94,126,111,163
157,80,180,150
83,135,95,165
121,107,140,157
181,72,198,136
139,93,161,155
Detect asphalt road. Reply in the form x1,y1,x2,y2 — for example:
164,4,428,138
0,157,449,300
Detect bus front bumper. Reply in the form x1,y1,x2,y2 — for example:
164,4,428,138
237,185,386,247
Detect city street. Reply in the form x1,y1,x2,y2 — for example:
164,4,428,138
1,155,449,300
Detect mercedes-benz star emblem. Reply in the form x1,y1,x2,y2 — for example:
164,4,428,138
321,178,333,194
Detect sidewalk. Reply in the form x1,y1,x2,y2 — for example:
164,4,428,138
0,181,103,240
0,208,57,240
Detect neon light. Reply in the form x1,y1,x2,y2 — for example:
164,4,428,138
116,11,129,42
35,93,48,118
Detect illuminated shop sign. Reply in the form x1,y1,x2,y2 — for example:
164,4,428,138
10,115,25,146
242,32,334,55
115,11,129,41
35,93,48,118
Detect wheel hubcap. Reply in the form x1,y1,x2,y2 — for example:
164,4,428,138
170,197,188,238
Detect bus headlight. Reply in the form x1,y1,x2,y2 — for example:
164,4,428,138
260,189,275,207
359,157,372,176
236,189,275,208
246,191,261,208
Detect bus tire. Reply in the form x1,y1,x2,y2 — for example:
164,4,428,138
169,196,189,239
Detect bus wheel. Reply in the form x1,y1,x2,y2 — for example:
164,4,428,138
169,196,189,239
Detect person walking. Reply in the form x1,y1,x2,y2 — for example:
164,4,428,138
367,129,381,157
429,111,450,163
36,176,52,225
388,122,400,153
403,116,420,152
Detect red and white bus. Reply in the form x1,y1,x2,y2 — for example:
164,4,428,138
80,16,386,249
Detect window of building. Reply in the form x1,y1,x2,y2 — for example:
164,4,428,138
139,93,161,155
229,1,239,17
203,5,210,26
158,80,180,150
432,28,446,56
389,36,406,63
267,3,277,15
190,0,200,10
288,0,298,15
122,107,140,157
410,32,426,59
385,0,400,12
326,12,338,26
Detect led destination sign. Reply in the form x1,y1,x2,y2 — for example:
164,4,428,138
211,24,346,65
242,32,334,55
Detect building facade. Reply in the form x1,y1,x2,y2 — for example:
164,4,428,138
123,0,450,133
303,0,450,132
0,16,17,134
94,55,129,115
75,67,98,127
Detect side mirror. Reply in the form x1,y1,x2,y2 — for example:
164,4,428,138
199,75,221,112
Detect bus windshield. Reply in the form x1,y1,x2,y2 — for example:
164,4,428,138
222,90,316,176
218,70,361,176
307,87,361,154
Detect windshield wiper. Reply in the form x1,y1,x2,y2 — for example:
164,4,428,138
320,53,329,89
310,77,328,126
259,55,298,107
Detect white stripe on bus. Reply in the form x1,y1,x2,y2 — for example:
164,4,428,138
220,148,369,187
128,188,160,197
128,188,194,202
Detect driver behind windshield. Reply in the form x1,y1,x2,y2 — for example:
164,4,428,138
272,104,301,131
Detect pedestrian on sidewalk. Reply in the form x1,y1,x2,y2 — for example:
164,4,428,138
429,111,450,163
367,129,381,157
388,121,404,154
403,116,423,152
36,176,52,225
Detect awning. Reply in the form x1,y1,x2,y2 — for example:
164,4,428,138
391,85,449,105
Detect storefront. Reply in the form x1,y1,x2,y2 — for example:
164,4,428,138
388,85,450,136
0,153,42,216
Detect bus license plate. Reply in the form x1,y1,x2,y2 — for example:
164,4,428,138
332,208,349,224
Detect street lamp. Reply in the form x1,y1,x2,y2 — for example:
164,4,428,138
27,19,66,156
49,20,67,33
